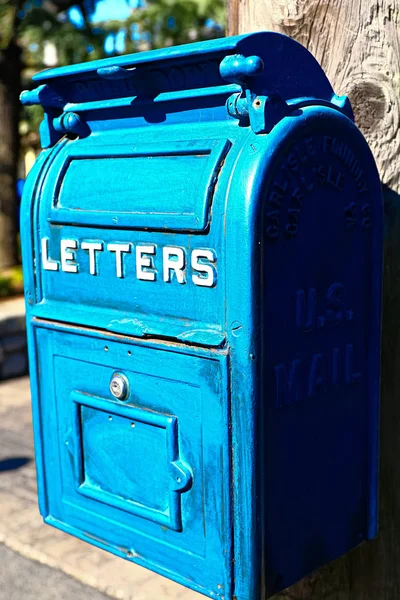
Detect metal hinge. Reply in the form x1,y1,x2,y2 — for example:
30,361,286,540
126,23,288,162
220,54,288,134
20,84,88,148
219,54,353,133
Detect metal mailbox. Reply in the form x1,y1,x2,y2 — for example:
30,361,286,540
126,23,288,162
21,32,383,599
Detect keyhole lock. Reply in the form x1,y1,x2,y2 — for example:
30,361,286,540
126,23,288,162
110,372,129,400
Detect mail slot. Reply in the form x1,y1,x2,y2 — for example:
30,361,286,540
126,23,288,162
20,32,383,599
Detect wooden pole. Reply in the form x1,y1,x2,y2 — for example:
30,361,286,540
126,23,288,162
227,2,400,599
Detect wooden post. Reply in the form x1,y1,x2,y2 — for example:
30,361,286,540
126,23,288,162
227,2,400,599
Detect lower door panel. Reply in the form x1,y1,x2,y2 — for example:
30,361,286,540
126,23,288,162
32,321,231,598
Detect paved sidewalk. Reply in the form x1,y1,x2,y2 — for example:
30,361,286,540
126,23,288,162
0,376,203,600
0,543,109,600
0,295,25,320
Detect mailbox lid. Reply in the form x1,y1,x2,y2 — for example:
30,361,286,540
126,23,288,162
28,122,245,346
32,321,232,597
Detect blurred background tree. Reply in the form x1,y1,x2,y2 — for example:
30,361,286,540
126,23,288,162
0,0,225,271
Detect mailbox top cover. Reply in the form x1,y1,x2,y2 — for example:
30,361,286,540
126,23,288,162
22,31,341,119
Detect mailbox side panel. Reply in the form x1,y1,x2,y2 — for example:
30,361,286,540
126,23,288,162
258,107,383,595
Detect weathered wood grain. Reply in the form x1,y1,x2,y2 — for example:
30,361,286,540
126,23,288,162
228,2,400,599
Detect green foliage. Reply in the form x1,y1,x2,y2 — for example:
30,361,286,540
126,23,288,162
0,0,15,50
17,4,107,69
0,265,23,298
122,0,225,51
7,0,225,74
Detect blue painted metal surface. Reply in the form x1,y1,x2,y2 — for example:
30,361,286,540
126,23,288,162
20,32,383,599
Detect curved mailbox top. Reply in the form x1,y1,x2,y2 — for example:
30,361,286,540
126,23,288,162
21,31,349,144
30,32,333,95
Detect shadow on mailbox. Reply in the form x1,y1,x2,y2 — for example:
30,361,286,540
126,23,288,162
20,32,383,600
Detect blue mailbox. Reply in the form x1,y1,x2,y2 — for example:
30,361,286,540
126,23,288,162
21,32,383,599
